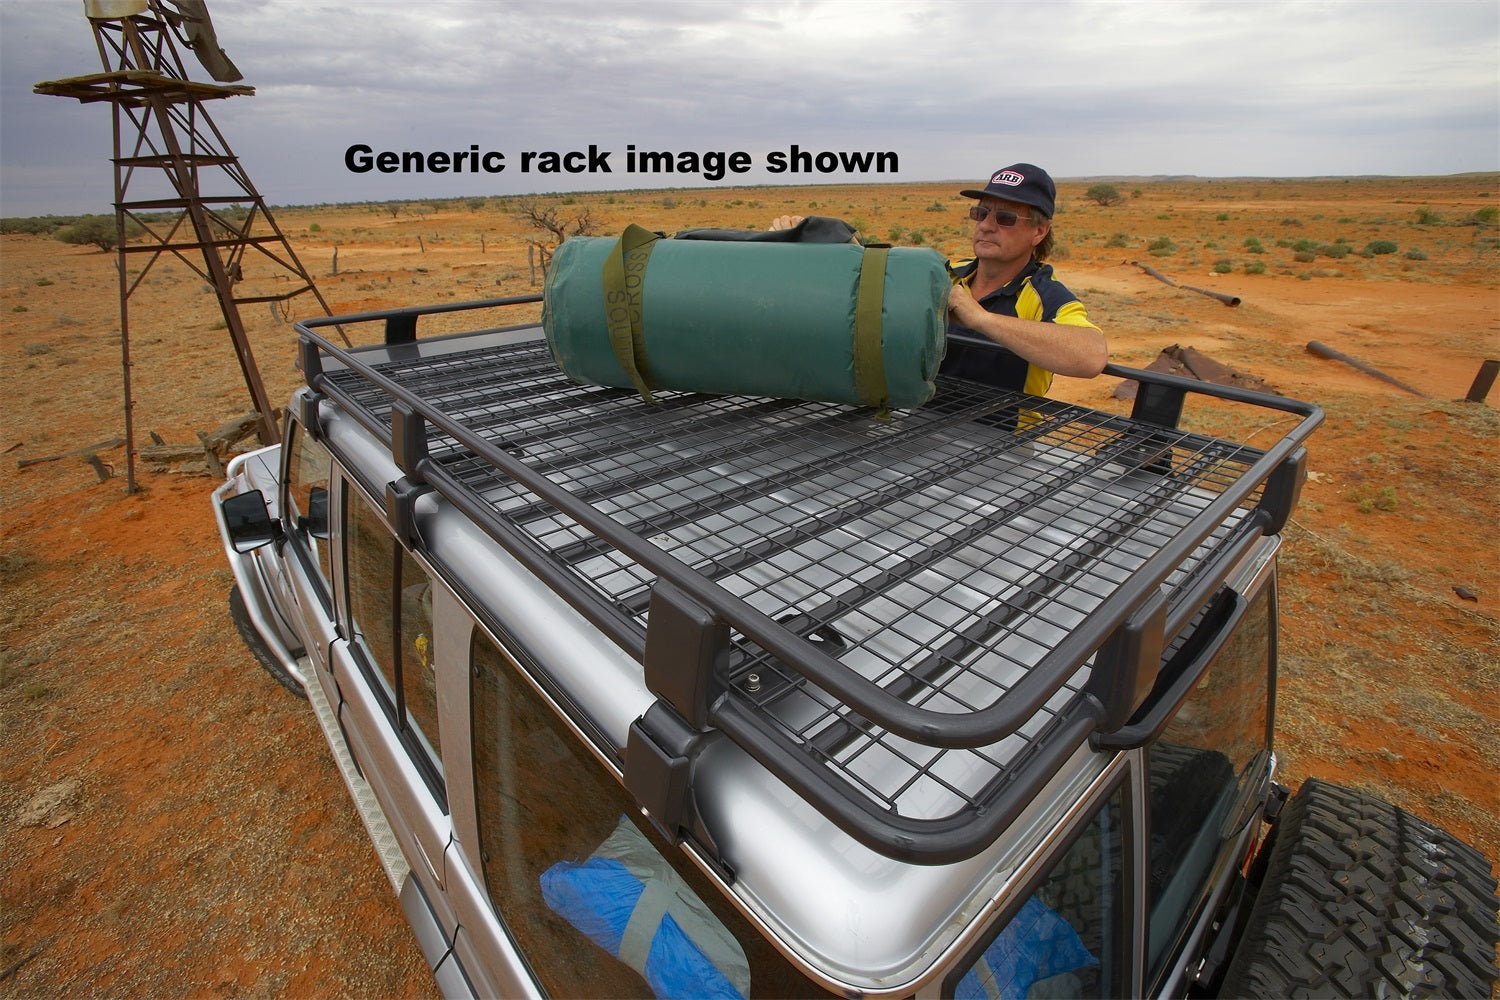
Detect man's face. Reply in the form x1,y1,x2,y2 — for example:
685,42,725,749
970,196,1048,262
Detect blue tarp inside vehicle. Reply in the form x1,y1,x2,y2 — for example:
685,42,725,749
955,895,1098,999
540,816,751,1000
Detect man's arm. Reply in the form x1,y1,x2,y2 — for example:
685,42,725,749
948,284,1108,378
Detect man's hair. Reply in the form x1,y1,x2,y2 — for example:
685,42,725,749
1030,207,1055,261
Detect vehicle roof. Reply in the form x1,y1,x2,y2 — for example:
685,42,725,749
297,315,1318,991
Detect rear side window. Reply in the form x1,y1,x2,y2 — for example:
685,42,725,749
469,628,828,999
1144,581,1274,985
344,488,444,784
947,784,1125,999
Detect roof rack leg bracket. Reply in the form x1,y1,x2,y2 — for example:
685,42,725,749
624,702,701,843
643,580,728,729
1131,380,1186,429
1256,446,1308,535
390,399,429,480
1086,586,1166,732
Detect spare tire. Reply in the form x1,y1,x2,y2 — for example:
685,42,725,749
1219,778,1499,998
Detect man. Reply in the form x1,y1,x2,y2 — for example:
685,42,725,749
942,163,1106,396
773,162,1106,398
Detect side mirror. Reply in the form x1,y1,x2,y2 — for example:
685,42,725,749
303,485,330,540
222,490,278,552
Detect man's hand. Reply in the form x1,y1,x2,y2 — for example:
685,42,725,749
769,214,805,231
947,283,987,327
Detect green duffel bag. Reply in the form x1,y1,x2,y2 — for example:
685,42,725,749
542,219,950,411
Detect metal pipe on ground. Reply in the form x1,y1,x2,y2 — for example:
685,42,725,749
1134,262,1241,305
1306,341,1431,398
1179,284,1241,307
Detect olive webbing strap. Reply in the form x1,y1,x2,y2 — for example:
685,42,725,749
853,245,891,415
601,224,662,403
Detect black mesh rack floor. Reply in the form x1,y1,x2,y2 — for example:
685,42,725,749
303,321,1320,864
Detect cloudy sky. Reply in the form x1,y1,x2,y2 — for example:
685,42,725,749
2,0,1496,217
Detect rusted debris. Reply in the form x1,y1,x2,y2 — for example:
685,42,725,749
1113,345,1276,401
140,411,265,476
1134,262,1241,306
1306,341,1430,399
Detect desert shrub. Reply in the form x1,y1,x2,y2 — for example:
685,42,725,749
1,215,78,236
56,214,127,252
1366,239,1399,255
1404,248,1428,260
1244,260,1267,275
1104,232,1129,248
1215,213,1230,222
1465,207,1498,225
1291,238,1319,253
308,222,321,232
887,226,905,242
1084,184,1123,206
1212,259,1233,273
1243,237,1265,253
1414,208,1443,225
1147,236,1175,256
1282,217,1302,226
925,201,945,212
1318,243,1351,258
1357,485,1400,514
1293,250,1316,262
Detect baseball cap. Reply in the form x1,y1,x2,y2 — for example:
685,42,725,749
960,163,1056,218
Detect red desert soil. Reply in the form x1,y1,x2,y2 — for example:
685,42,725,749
2,176,1497,995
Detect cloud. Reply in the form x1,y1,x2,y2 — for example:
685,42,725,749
2,0,1495,216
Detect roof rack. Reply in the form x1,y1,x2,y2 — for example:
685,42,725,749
296,297,1322,864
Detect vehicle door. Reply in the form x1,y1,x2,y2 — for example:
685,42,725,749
276,419,338,680
329,476,455,932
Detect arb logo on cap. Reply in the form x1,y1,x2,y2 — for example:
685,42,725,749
992,170,1024,186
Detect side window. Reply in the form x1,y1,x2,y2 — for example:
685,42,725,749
469,628,827,999
948,784,1125,999
344,487,444,785
1145,582,1273,985
283,422,332,597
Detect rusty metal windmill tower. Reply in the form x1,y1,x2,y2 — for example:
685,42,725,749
35,0,341,492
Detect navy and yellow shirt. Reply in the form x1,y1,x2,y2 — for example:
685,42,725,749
940,257,1099,397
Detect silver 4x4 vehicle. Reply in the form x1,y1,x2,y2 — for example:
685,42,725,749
216,294,1499,999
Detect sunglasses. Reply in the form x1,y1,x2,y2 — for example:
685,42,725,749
968,205,1024,226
